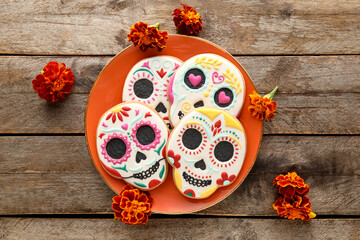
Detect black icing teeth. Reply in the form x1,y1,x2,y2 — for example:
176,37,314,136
132,161,160,180
183,172,212,187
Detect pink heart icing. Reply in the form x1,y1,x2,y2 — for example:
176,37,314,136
189,73,202,87
218,91,231,104
121,123,128,130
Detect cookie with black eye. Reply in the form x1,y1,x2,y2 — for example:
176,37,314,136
122,56,182,129
96,101,170,191
166,107,247,199
167,53,246,127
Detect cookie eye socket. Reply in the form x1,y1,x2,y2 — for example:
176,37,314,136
184,68,206,89
182,128,203,150
136,125,156,145
133,79,154,99
214,88,234,108
214,141,234,162
106,138,127,159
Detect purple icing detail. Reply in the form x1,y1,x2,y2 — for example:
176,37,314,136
212,71,225,84
135,109,140,116
141,61,150,69
100,133,132,164
173,63,180,71
102,122,108,128
131,120,162,151
167,74,175,104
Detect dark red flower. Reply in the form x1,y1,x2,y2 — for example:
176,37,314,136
167,149,181,168
216,172,236,186
127,22,168,52
273,195,316,221
112,184,153,225
274,172,309,198
32,62,75,103
173,4,203,36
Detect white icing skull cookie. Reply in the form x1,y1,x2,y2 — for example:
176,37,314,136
166,107,246,199
123,56,182,128
168,53,245,127
96,102,169,190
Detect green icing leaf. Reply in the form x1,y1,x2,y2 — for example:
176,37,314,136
159,165,165,179
154,139,166,156
111,165,127,172
134,181,147,188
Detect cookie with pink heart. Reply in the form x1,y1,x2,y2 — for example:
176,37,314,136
168,53,246,127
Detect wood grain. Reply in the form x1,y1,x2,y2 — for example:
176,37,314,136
1,218,359,240
0,136,358,215
0,0,359,55
2,55,360,94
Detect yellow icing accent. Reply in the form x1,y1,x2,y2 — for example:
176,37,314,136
195,56,222,70
204,92,209,97
223,68,242,94
181,101,192,113
228,135,242,148
211,84,214,87
200,185,218,198
184,121,202,126
207,88,211,91
110,105,122,113
195,109,243,130
174,169,182,190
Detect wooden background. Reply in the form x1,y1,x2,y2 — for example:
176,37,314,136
0,0,359,239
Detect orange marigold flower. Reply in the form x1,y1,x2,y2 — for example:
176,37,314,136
274,172,309,198
32,62,75,103
127,22,168,52
248,86,278,121
112,184,153,225
273,195,316,221
173,4,203,36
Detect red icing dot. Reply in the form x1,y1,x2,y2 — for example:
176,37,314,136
148,179,161,189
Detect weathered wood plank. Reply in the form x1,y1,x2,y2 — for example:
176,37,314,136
1,218,359,240
1,55,360,94
0,136,358,215
1,93,359,134
0,0,359,55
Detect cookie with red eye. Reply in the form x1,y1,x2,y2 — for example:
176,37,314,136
166,107,246,199
168,53,246,127
122,56,182,129
96,102,169,190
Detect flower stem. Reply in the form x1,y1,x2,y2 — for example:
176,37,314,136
264,86,278,100
150,23,160,29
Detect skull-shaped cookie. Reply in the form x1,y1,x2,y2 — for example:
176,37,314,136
123,56,182,129
168,53,245,127
96,102,168,190
166,107,246,199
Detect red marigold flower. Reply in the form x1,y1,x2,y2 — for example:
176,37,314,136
248,86,278,121
127,22,168,52
32,62,75,103
274,172,309,198
273,195,316,221
112,184,153,225
173,4,203,36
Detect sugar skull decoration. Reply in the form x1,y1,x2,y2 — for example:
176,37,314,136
168,53,245,127
96,102,169,190
123,56,182,129
166,107,247,199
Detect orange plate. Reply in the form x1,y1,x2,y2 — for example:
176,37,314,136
85,35,262,214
